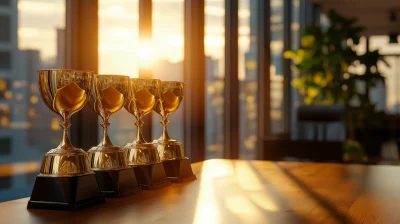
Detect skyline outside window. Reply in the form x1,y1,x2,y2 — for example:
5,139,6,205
0,0,65,202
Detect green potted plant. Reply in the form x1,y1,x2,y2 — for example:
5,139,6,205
284,10,388,162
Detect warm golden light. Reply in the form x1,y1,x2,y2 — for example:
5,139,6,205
0,161,41,177
193,161,281,224
28,108,36,118
50,117,61,131
0,80,6,92
1,116,9,127
30,96,38,104
139,41,154,69
193,160,235,224
4,91,12,100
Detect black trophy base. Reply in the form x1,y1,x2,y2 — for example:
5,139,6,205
163,158,197,183
132,163,171,190
94,167,141,197
27,174,105,211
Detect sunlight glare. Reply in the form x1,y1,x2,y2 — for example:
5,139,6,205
139,41,154,69
249,192,279,212
225,195,264,221
193,160,235,224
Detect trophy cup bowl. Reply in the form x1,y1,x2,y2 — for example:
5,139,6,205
124,78,170,190
28,69,104,210
87,75,141,197
153,81,196,183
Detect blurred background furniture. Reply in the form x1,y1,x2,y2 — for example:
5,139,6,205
263,105,345,163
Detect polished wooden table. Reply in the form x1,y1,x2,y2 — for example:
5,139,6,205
1,159,400,223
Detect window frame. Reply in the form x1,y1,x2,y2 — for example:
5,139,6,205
66,0,99,150
224,0,239,159
184,0,206,162
66,0,317,160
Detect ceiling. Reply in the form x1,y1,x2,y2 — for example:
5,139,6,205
310,0,400,36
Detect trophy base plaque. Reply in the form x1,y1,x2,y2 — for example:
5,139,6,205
27,174,105,211
132,162,171,190
163,158,197,183
94,167,141,197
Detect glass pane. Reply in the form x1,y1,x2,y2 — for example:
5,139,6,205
270,0,284,134
152,0,184,148
290,0,300,139
98,0,139,146
351,36,399,115
378,56,398,113
370,35,400,55
239,0,258,159
320,12,330,31
369,36,400,114
0,0,10,7
205,0,225,159
0,15,10,42
0,0,65,202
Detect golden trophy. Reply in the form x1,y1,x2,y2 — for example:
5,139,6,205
124,78,170,190
153,81,196,182
87,75,141,197
28,70,104,210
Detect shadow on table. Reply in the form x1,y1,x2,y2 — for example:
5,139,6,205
273,162,352,224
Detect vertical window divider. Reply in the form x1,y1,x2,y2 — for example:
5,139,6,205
224,0,239,159
300,0,314,30
283,0,292,136
66,0,99,150
138,0,153,141
184,0,205,162
256,0,271,159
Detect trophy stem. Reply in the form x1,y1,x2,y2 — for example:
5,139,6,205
135,115,146,144
159,116,171,142
99,113,113,147
58,111,74,150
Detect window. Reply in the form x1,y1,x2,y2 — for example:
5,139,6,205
369,36,400,114
350,36,398,115
0,138,11,155
98,0,186,148
290,0,300,139
0,0,10,7
320,11,330,31
270,0,284,135
205,0,225,159
0,0,65,202
98,0,139,146
239,0,258,159
0,52,11,69
0,15,10,42
152,0,185,147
